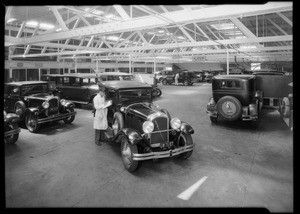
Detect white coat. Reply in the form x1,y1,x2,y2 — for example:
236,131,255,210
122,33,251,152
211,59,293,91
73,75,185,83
93,93,110,130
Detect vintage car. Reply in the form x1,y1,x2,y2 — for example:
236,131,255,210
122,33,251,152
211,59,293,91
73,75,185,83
161,70,196,86
4,110,21,144
206,75,263,123
42,72,161,105
98,80,195,172
4,81,77,133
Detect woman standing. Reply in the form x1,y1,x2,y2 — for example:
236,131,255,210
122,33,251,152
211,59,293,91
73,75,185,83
93,87,112,146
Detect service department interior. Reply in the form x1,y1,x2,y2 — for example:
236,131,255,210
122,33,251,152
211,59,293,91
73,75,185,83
4,3,293,211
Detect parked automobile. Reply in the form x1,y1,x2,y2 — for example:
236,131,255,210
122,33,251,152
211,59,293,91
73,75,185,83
42,72,162,105
206,75,263,123
4,81,77,133
154,70,174,83
194,71,206,82
162,70,196,86
97,80,195,172
4,110,21,144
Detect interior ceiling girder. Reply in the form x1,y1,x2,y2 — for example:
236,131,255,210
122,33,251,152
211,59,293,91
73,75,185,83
5,4,293,62
6,3,292,46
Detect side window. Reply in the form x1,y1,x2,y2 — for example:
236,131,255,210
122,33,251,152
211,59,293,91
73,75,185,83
82,78,89,85
90,78,96,84
57,77,63,86
220,80,241,89
63,77,70,85
5,86,19,96
72,78,81,86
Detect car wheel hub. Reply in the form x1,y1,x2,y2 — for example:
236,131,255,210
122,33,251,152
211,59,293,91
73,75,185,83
222,101,236,115
122,144,132,163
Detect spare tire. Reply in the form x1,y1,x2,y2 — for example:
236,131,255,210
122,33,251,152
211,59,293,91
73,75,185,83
216,96,242,121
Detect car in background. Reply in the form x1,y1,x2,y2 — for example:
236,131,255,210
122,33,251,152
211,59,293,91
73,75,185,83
155,70,174,83
42,72,161,105
206,75,263,123
98,81,195,172
4,81,77,133
193,71,206,82
161,70,196,86
4,110,21,144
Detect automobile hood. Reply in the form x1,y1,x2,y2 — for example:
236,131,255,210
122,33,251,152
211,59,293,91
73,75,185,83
125,102,159,120
25,93,57,101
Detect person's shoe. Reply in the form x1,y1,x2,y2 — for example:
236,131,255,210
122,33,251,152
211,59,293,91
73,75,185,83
95,141,102,146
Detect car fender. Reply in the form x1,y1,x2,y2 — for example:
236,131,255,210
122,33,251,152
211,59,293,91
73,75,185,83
120,128,143,145
4,113,20,123
64,101,75,109
25,107,40,117
180,122,194,134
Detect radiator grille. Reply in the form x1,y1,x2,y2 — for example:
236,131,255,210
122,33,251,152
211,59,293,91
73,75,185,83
150,117,168,144
46,98,59,116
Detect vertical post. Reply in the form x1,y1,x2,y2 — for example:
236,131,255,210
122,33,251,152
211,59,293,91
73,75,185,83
9,68,12,82
154,56,156,74
38,68,41,80
227,49,229,75
75,58,77,73
129,56,132,73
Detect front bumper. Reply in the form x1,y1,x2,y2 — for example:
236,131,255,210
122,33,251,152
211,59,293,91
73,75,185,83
132,143,194,161
5,128,21,138
37,111,77,124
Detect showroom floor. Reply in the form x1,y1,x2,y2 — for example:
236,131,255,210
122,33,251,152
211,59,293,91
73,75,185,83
5,82,293,211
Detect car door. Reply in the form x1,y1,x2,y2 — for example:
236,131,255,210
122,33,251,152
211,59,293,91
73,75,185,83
4,85,21,112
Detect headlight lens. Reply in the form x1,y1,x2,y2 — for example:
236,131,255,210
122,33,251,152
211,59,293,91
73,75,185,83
60,99,66,106
42,101,50,109
170,117,181,130
142,121,154,134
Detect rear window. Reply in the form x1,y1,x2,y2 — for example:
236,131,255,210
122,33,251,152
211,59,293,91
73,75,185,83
220,80,241,89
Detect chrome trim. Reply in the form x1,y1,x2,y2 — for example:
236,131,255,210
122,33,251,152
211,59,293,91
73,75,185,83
37,111,77,124
147,111,168,121
132,143,194,161
5,128,21,137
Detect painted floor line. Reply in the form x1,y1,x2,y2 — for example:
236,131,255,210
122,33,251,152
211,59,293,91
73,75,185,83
177,176,208,201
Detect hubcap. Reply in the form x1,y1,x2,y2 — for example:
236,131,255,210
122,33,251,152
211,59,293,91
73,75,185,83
222,101,236,115
122,143,132,164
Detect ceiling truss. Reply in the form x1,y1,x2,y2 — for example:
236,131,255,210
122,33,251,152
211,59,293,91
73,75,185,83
5,3,293,63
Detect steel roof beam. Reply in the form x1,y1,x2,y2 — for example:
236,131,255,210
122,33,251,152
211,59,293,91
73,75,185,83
276,12,292,27
50,6,69,31
8,3,292,46
113,5,130,20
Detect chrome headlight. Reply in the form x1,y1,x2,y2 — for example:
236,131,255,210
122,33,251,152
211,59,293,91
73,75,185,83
170,117,181,130
42,101,50,109
60,99,66,106
142,121,154,134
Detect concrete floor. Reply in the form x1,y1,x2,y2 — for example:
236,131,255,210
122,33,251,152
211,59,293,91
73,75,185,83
5,82,293,211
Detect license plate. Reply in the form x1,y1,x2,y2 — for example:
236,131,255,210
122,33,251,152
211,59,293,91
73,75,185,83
50,107,58,112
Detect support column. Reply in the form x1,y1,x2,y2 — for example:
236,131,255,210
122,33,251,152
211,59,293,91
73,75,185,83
154,57,156,74
227,49,229,75
38,68,41,80
129,56,132,73
9,68,12,82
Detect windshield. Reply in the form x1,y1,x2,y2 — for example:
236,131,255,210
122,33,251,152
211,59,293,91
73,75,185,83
119,89,151,102
22,84,48,96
